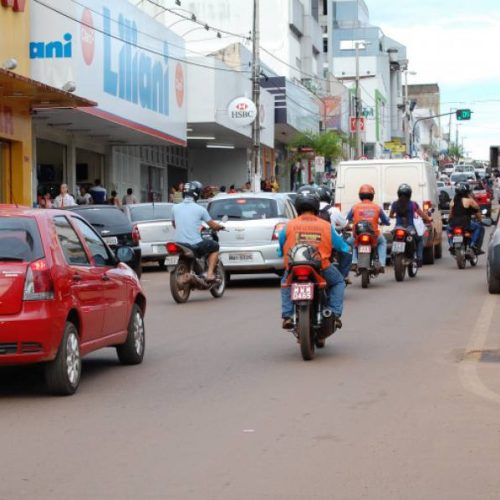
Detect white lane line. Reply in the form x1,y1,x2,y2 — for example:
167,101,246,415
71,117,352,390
458,294,500,403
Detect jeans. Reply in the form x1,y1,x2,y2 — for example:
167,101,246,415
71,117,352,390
281,264,345,318
447,222,484,248
337,251,353,278
348,235,387,266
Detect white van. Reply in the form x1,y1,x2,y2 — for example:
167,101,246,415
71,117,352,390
335,159,443,264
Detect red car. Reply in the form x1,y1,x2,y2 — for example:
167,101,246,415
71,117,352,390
0,205,146,395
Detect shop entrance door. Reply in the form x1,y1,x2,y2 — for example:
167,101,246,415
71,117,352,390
140,164,164,202
36,139,66,201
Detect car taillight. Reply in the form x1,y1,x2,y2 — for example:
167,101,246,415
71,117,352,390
359,234,371,244
453,227,463,235
166,242,179,254
395,229,406,239
423,200,432,211
293,266,312,281
23,259,54,301
272,223,286,241
132,225,141,243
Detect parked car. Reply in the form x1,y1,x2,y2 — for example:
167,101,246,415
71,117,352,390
335,159,443,264
0,206,146,395
68,205,142,277
123,203,174,270
207,193,297,277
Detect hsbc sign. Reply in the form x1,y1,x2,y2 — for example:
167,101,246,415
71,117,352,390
1,0,25,12
228,97,257,126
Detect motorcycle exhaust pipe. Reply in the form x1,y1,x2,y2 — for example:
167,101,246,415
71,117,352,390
322,308,333,319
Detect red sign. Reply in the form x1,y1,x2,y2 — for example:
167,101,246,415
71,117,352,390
350,117,365,132
175,63,184,107
1,0,25,12
80,8,95,66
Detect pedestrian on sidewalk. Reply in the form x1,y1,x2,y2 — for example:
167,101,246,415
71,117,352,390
110,190,122,207
77,186,93,205
122,188,138,205
89,179,107,204
53,184,77,208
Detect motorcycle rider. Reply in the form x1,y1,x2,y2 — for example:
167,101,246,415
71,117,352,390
346,185,390,273
317,186,352,283
448,182,485,255
389,184,432,267
279,186,350,330
171,181,225,281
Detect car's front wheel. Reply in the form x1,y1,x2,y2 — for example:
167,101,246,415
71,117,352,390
117,304,145,365
45,322,82,396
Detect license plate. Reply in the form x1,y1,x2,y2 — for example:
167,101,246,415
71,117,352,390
228,252,253,262
291,283,314,301
358,245,371,254
164,256,179,266
103,236,118,246
453,236,463,244
392,241,406,253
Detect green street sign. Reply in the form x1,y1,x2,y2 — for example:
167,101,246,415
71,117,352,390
456,109,472,121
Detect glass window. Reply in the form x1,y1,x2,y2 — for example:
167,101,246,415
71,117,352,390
0,217,44,262
72,217,113,267
54,216,89,266
209,198,279,220
128,204,173,222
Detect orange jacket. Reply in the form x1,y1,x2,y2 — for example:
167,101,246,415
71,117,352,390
351,201,383,235
283,214,333,270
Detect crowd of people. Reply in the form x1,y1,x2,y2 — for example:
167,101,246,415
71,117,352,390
37,180,139,209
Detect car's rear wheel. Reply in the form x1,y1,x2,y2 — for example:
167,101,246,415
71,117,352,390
45,322,81,396
487,260,500,293
435,242,443,259
117,304,145,365
134,262,142,279
423,245,435,265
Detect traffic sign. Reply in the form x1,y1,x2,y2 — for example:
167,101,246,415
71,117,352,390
350,117,365,132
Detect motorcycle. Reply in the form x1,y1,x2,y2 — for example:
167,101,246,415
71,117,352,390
354,221,382,289
166,223,227,303
391,226,418,281
283,245,337,361
450,226,478,270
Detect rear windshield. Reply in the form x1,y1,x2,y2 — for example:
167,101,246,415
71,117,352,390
69,208,131,235
0,217,44,262
209,198,279,220
129,204,173,222
451,174,470,183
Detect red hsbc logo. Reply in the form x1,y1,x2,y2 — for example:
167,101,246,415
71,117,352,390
1,0,26,12
235,103,248,111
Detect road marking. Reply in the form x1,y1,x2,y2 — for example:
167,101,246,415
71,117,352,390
458,294,500,403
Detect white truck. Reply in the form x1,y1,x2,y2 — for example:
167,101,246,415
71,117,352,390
334,159,443,264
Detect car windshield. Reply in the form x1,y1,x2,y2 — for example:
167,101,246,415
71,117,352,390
451,174,469,183
129,204,173,222
0,217,44,262
209,198,279,220
70,208,131,234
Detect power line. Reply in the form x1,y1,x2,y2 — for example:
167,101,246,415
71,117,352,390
33,0,251,74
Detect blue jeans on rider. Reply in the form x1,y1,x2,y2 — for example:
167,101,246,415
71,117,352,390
337,251,353,279
281,264,345,319
447,222,484,247
348,235,387,266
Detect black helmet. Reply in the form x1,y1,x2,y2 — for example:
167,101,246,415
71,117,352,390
455,182,471,195
317,186,333,203
183,181,203,200
397,184,412,198
295,186,320,215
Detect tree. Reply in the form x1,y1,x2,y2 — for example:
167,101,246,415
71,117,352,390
448,142,464,162
288,130,346,165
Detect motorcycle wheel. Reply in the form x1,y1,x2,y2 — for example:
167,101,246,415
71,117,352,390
394,254,406,282
210,262,226,298
314,338,326,349
170,262,192,303
298,304,315,361
456,249,466,270
408,260,418,278
361,269,370,289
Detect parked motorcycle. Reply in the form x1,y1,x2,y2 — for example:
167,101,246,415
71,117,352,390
392,226,418,281
284,245,337,361
354,221,382,288
166,223,226,303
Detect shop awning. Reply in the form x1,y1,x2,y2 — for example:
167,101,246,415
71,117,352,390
0,68,96,110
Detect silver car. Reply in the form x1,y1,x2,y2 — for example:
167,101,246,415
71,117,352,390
208,193,297,276
123,203,175,269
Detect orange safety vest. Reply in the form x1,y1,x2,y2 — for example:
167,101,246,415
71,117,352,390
283,214,333,270
351,201,382,235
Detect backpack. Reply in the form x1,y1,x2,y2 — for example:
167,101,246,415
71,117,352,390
318,204,332,223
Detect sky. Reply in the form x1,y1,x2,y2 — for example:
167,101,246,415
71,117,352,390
368,0,500,160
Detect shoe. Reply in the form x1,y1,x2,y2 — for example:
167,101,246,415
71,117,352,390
351,264,358,273
449,247,455,255
417,260,423,268
344,277,352,285
334,317,343,330
282,317,294,330
378,267,385,274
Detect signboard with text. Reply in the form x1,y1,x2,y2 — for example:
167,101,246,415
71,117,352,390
350,117,365,132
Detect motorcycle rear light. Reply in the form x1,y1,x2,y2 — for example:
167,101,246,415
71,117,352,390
132,225,141,243
293,266,312,281
359,234,371,244
272,222,286,241
23,259,54,301
395,229,406,239
166,242,179,254
453,227,463,235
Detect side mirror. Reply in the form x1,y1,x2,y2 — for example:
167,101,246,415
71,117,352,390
116,246,134,264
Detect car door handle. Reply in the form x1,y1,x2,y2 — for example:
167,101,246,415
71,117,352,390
102,275,111,282
72,274,82,282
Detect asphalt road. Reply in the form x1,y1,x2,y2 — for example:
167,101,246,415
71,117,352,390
2,235,500,500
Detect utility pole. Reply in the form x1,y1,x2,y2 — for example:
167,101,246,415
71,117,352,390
404,71,410,155
355,42,362,158
251,0,261,192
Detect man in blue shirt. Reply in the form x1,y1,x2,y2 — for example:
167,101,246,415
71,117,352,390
172,181,224,281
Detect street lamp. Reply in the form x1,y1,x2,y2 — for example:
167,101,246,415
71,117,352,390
404,70,417,155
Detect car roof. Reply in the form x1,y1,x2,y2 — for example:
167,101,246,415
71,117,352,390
0,205,79,218
211,192,289,201
67,204,121,211
125,203,173,208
